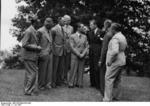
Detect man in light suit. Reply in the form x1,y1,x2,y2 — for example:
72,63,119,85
103,23,127,101
68,22,89,88
21,15,41,96
51,17,66,87
63,15,74,83
37,18,54,90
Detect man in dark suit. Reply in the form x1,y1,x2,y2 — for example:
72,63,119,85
21,15,41,96
37,18,54,90
51,17,66,87
87,19,103,89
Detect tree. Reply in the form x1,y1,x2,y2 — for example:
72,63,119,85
9,0,150,76
114,0,150,76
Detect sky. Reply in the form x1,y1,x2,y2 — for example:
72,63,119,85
1,0,19,51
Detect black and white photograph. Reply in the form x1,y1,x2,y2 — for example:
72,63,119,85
0,0,150,104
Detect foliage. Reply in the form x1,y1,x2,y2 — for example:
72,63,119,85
3,45,24,69
9,0,150,75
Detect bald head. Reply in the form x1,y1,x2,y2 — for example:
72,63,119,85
45,18,53,23
64,15,71,20
63,15,71,25
44,17,54,29
58,17,65,26
109,23,121,34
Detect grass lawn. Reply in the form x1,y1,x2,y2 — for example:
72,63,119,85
0,69,150,101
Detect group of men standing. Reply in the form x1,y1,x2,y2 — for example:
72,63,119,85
21,14,127,102
21,15,88,95
88,20,127,101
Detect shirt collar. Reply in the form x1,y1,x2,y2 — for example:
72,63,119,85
30,25,36,32
58,24,62,29
76,31,81,37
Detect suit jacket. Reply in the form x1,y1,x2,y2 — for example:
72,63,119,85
37,26,52,57
100,31,113,66
70,32,88,59
106,32,127,67
87,28,103,54
21,25,39,61
51,24,66,56
63,25,74,53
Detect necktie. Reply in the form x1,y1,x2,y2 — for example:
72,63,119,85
61,26,66,45
48,30,50,34
61,26,65,36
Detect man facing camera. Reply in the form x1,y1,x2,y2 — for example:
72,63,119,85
51,17,66,88
21,15,41,96
68,22,89,88
87,19,103,89
37,18,54,90
63,15,74,83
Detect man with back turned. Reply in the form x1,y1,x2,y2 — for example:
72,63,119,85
103,23,127,101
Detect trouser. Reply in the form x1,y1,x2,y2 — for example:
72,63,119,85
68,54,85,86
99,63,106,96
52,54,66,86
103,65,123,101
89,50,101,88
24,60,38,94
63,52,71,82
38,53,53,88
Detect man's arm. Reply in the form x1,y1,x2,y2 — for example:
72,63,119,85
100,34,111,64
107,38,119,66
69,36,81,57
80,36,89,58
22,31,41,51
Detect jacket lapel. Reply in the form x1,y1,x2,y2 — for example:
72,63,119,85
57,24,64,37
75,32,82,46
43,27,51,42
30,25,38,44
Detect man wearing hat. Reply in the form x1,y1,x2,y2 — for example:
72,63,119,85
63,15,74,83
37,17,54,90
21,15,41,96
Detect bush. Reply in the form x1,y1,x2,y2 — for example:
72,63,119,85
3,45,24,69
